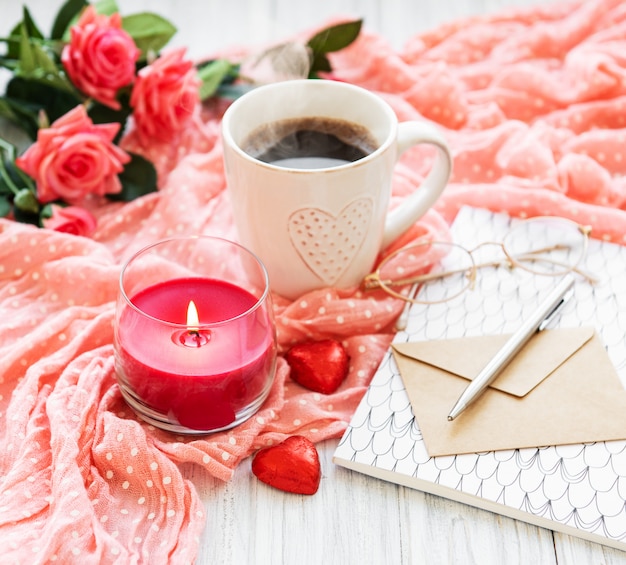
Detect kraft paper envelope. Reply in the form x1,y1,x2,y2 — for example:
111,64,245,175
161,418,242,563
392,327,626,457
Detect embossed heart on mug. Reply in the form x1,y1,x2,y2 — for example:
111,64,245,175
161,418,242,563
287,198,373,285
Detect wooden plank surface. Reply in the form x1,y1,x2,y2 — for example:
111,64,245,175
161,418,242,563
2,1,626,563
182,437,626,564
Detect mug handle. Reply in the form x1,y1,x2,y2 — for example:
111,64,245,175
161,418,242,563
381,122,452,249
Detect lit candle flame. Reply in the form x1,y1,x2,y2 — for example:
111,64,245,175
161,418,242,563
186,300,200,333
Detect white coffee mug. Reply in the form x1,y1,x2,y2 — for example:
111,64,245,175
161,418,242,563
222,79,452,299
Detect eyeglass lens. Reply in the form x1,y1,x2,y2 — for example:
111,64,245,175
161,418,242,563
375,216,587,304
377,241,475,303
502,217,587,276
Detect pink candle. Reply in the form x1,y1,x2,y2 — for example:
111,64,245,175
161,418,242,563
115,277,276,431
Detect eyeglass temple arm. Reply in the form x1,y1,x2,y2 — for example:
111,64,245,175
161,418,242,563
366,255,598,290
364,263,480,290
395,284,418,331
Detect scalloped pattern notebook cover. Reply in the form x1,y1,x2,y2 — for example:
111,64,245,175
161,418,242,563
333,206,626,551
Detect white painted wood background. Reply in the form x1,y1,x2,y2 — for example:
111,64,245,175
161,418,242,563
3,1,626,563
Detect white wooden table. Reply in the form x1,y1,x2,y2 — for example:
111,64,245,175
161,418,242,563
3,1,626,563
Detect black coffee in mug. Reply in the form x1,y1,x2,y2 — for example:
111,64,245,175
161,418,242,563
241,117,378,169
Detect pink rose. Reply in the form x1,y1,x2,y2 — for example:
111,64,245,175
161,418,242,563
16,105,131,203
130,47,200,142
43,205,97,237
61,6,140,109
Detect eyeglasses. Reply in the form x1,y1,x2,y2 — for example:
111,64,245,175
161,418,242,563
363,216,596,306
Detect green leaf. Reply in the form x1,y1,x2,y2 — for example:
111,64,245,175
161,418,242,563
0,98,39,139
309,53,332,77
0,179,13,197
51,0,88,40
18,25,36,73
197,59,237,101
1,35,20,64
307,20,362,55
5,30,22,62
40,203,56,220
122,13,177,58
110,152,158,202
0,136,18,161
215,83,255,101
16,22,74,95
307,20,362,78
0,161,17,196
5,157,36,192
5,8,44,61
0,196,11,218
12,205,40,226
88,94,132,144
60,0,119,41
20,7,45,43
0,98,20,124
6,76,82,132
0,55,19,73
14,188,40,214
29,42,60,75
88,101,130,126
94,0,119,16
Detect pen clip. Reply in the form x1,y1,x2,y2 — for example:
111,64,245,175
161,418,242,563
538,287,573,331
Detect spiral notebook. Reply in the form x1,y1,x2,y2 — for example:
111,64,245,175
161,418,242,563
333,206,626,551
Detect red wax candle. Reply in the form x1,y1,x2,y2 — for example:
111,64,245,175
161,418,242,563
115,277,276,431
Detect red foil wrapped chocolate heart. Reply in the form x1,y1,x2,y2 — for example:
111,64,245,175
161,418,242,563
285,339,349,394
251,435,321,495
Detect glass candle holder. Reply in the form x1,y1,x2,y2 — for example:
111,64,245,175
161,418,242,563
114,236,277,434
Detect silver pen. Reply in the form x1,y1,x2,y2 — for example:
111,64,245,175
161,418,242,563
447,275,575,421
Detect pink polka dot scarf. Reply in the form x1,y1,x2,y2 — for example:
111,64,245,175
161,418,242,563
2,0,626,561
